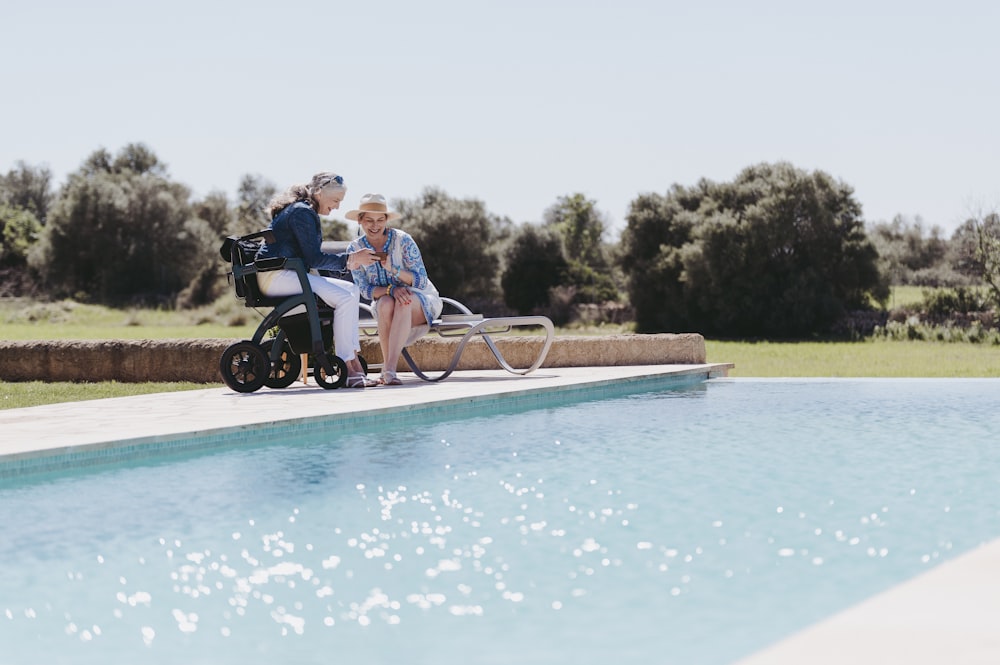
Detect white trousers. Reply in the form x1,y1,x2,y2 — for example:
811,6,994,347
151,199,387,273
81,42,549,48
257,270,362,362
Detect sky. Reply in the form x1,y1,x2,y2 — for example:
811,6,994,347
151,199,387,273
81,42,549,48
2,0,998,239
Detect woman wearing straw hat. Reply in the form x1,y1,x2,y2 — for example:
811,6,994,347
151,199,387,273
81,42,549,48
255,172,380,388
347,193,442,385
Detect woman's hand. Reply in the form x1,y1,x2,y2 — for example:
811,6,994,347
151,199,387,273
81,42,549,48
347,249,378,270
390,285,412,305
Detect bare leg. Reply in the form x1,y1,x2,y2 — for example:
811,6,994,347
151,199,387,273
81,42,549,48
376,295,396,378
377,296,429,384
383,301,413,378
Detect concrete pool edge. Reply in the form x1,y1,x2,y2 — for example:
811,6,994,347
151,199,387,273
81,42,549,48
0,363,731,478
734,537,1000,664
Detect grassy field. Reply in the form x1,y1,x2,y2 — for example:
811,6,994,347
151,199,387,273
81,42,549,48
2,292,998,409
0,297,258,340
707,339,999,378
883,284,926,309
0,380,211,410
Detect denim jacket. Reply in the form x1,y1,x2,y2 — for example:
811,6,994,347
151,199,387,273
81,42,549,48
255,201,348,273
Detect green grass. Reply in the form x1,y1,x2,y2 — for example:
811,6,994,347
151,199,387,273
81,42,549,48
0,296,261,409
706,339,1000,377
0,297,259,340
0,381,212,410
883,284,993,311
2,292,998,410
885,285,926,309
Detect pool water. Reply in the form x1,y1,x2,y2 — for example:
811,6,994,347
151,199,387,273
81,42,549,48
2,378,999,664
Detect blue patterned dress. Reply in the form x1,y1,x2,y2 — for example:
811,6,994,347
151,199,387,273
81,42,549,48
348,229,439,325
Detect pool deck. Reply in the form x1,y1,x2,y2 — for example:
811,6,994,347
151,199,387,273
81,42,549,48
0,364,730,457
2,364,998,664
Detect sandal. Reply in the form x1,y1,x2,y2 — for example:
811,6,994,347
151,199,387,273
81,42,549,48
378,372,402,386
346,374,377,388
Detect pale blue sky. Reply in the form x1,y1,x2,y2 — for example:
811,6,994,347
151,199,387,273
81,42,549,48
3,0,997,237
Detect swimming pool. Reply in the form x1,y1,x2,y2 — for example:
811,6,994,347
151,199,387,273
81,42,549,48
2,378,998,664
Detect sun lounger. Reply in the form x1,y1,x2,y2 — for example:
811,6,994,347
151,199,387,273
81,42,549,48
358,297,554,382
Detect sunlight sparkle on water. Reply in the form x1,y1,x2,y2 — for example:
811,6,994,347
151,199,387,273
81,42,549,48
2,379,998,665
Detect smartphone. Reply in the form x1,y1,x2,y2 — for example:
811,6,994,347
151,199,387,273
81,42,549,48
372,251,388,260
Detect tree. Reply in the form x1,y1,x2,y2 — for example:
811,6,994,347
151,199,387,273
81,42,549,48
501,224,567,314
193,191,234,238
972,212,1000,309
111,143,165,176
544,194,606,266
617,191,697,332
619,162,888,337
31,143,212,304
0,161,54,222
232,174,277,237
0,203,42,266
542,194,619,304
175,191,238,308
320,216,350,242
393,187,511,305
868,214,962,286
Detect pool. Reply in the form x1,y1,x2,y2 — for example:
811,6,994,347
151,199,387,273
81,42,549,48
2,378,999,664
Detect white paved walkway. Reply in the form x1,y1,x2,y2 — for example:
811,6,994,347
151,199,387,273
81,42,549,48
0,365,725,456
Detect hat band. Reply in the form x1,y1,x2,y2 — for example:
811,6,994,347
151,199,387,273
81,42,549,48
358,202,388,213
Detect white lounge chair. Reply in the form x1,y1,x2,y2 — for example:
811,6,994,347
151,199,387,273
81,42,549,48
358,297,554,382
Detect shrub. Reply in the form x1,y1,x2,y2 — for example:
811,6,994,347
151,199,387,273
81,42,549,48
872,318,1000,344
619,162,887,337
0,203,42,266
501,225,567,314
920,286,990,322
32,144,214,304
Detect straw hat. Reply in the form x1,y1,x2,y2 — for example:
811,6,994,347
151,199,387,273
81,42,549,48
345,193,401,222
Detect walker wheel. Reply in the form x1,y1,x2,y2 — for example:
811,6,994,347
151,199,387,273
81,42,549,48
313,353,348,389
219,341,269,393
262,338,301,389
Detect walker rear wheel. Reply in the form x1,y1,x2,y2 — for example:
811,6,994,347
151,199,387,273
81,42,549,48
262,338,301,389
219,341,269,393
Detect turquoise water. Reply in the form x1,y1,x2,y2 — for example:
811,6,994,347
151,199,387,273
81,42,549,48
1,378,999,664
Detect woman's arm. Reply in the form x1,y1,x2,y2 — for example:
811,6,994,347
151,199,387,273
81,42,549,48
348,239,378,299
393,233,430,290
288,205,349,273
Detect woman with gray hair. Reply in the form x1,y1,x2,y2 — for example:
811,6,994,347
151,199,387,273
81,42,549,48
255,172,380,388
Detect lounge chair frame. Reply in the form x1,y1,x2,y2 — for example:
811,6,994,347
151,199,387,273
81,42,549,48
358,298,554,382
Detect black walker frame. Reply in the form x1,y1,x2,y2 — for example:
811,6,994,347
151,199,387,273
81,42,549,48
218,230,364,393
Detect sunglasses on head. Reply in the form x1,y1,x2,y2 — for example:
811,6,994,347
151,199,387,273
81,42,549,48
320,174,344,187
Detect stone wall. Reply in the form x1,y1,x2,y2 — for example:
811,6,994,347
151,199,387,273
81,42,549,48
0,333,706,383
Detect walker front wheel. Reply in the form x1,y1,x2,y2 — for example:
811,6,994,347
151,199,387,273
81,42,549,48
313,353,348,390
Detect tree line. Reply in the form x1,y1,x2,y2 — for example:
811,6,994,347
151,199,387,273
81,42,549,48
2,143,998,338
